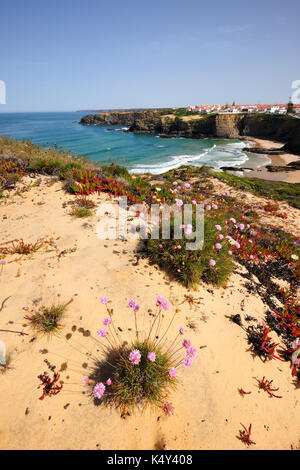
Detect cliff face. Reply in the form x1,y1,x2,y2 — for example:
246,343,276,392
80,109,167,127
80,111,300,155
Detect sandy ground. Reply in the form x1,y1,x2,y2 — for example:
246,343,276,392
0,175,299,450
244,137,300,183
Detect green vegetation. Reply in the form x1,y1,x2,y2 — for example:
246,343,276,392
214,171,300,209
103,340,176,411
24,303,68,334
147,212,234,288
70,206,93,218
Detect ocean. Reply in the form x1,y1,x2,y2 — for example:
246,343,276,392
0,112,271,174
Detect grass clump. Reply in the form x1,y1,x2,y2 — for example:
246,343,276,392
70,206,93,218
147,214,234,288
24,302,70,334
88,296,197,415
106,340,175,410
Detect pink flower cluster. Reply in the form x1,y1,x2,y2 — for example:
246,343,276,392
97,328,107,338
156,296,170,311
147,351,156,362
128,299,140,311
129,349,141,365
93,382,105,399
182,340,197,368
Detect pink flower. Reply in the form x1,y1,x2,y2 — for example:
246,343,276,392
97,328,107,338
210,259,216,266
100,296,109,304
176,199,183,207
147,352,156,362
218,234,224,239
83,376,89,385
185,228,192,235
173,181,178,185
182,339,192,348
186,346,197,358
156,296,170,310
249,255,254,260
106,378,112,386
163,402,174,416
228,250,232,255
184,183,191,188
169,368,176,377
159,244,163,248
239,224,245,230
184,357,193,368
212,204,218,210
23,306,29,311
93,382,105,399
192,200,197,205
103,317,112,326
128,299,137,309
179,327,185,334
215,225,222,231
215,243,222,250
205,204,211,211
235,243,240,249
230,218,236,223
129,349,141,365
180,224,185,229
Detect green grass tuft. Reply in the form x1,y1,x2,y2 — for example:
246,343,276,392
70,207,93,218
92,340,176,411
24,303,68,334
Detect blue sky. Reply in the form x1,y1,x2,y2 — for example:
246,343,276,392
0,0,299,111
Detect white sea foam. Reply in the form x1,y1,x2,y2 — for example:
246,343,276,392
130,141,249,175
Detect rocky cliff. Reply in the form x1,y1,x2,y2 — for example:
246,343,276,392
80,111,300,155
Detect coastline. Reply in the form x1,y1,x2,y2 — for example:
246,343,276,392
243,137,300,183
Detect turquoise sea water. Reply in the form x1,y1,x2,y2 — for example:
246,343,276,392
0,112,270,174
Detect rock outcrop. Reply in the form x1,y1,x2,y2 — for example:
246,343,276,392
80,111,300,155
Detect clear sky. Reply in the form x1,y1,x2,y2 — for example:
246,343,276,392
1,0,299,112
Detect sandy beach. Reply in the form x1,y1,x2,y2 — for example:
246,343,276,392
243,137,300,183
0,169,299,450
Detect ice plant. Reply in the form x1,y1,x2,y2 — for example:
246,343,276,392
238,424,256,447
37,361,63,400
257,377,282,398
